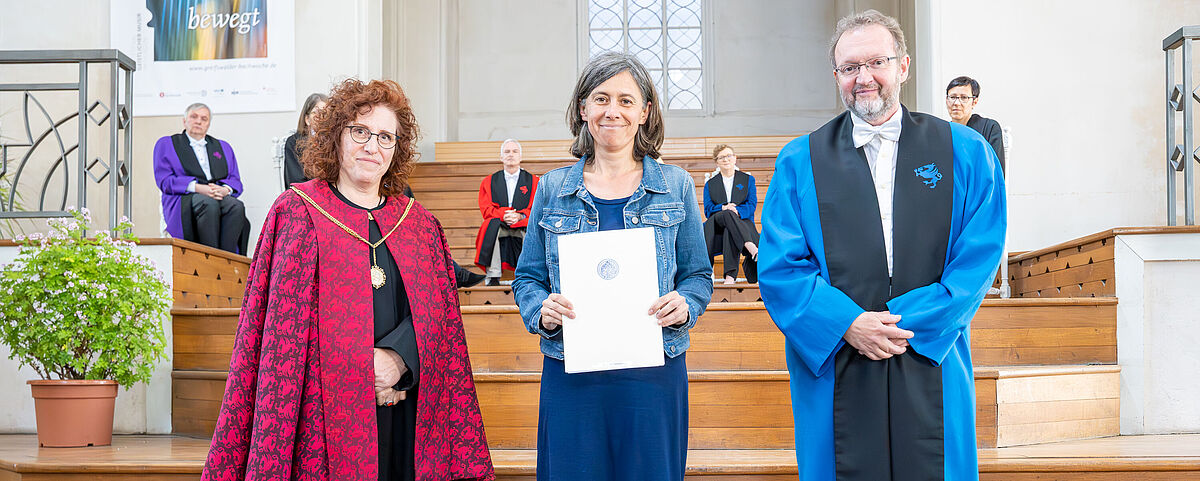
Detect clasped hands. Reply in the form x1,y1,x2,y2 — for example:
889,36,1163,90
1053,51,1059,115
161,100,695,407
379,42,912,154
196,183,232,200
502,209,523,226
843,311,914,360
721,203,738,212
373,348,408,406
540,291,689,330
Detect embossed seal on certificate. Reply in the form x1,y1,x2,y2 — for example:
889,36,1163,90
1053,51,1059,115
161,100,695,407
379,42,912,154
596,258,619,280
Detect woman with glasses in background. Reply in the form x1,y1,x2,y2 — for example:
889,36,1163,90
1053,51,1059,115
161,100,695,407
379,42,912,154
702,144,760,284
946,75,1005,173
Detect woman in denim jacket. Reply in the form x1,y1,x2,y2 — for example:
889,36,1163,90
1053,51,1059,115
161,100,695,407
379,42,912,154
512,52,713,481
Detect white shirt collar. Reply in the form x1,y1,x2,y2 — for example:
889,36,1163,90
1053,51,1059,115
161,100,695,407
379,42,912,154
849,107,903,148
503,169,520,180
187,133,207,146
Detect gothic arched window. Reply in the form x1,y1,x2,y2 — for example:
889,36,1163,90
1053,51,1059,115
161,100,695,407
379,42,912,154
587,0,705,111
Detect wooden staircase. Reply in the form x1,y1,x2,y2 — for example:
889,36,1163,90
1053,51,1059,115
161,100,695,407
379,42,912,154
412,142,776,272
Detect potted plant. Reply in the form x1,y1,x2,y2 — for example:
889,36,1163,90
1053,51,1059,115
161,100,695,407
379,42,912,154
0,207,170,447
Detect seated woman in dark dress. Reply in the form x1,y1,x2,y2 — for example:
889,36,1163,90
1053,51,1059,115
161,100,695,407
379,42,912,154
202,79,493,481
283,92,329,190
702,144,760,284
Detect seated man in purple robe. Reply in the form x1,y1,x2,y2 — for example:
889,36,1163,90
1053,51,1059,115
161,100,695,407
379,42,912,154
153,103,249,254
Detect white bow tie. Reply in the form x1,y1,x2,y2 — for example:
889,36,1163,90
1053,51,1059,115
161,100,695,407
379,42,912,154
852,121,901,148
190,138,207,147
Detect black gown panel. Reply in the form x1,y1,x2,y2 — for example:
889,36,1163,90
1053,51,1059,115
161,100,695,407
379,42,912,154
329,185,420,481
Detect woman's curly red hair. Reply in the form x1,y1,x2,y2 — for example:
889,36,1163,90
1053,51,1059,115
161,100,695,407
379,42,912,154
300,79,420,197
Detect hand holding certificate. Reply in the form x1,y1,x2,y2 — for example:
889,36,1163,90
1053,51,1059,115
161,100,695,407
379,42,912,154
556,228,665,374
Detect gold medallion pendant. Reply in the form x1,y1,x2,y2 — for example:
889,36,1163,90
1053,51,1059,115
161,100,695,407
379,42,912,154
371,265,386,289
288,187,413,291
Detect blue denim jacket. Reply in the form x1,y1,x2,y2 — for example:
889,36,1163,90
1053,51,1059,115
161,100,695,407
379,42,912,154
513,156,714,360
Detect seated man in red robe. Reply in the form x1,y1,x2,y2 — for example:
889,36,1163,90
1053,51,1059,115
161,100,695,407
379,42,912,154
474,139,538,286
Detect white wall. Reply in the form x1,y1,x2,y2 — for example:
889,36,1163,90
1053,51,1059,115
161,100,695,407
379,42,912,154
923,0,1200,251
1115,233,1200,435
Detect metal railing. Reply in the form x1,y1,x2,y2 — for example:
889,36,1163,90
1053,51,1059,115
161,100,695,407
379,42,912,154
1165,26,1200,226
0,50,135,232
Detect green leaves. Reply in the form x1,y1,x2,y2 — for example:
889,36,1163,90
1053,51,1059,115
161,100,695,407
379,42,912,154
0,208,169,387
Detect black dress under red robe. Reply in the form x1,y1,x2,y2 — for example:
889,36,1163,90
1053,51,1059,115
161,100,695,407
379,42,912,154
202,180,494,481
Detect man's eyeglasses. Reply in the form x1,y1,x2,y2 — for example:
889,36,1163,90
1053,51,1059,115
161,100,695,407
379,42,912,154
716,154,736,161
946,95,976,104
834,56,897,78
345,125,397,149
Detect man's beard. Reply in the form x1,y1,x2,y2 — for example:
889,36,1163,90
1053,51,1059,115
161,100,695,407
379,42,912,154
843,77,900,123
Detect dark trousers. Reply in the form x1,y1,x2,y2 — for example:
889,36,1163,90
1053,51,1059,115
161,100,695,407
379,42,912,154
705,209,759,279
190,193,248,254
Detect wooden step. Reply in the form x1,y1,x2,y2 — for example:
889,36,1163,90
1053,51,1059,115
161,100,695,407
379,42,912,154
152,238,250,309
426,193,767,231
490,448,799,480
477,371,793,450
978,434,1200,480
458,282,762,306
448,245,755,282
4,434,1198,480
976,365,1120,448
458,298,1117,372
169,299,1120,444
166,297,1119,375
171,363,1120,450
462,303,786,372
476,364,1121,451
971,298,1116,365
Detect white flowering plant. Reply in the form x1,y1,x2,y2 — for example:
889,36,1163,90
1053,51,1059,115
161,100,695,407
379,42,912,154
0,207,169,386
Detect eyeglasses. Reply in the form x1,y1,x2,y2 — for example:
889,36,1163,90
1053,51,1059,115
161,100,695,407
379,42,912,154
716,154,736,161
345,125,397,149
946,95,976,104
834,56,897,78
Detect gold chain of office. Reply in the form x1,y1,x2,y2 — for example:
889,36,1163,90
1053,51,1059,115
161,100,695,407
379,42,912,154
289,186,413,289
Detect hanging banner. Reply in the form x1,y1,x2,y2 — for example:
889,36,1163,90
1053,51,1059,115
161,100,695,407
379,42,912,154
110,0,295,116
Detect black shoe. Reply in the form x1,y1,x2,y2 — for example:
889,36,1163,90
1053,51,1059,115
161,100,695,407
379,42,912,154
458,270,486,288
453,262,487,288
484,277,501,287
742,255,758,284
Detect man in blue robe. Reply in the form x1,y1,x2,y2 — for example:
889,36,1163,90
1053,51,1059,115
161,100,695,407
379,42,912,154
152,103,249,254
759,10,1006,481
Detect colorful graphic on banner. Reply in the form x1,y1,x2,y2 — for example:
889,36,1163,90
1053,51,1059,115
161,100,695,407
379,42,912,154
147,0,269,61
111,0,294,116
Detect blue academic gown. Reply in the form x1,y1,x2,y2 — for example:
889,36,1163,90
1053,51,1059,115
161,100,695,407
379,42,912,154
758,112,1006,480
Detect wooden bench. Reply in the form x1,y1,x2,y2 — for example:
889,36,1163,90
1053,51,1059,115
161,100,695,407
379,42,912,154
433,136,796,163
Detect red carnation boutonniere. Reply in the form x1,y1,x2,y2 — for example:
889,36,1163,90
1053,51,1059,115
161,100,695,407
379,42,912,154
520,185,528,194
212,150,223,159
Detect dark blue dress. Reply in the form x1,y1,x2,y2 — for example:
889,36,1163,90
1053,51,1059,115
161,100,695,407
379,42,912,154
536,194,689,481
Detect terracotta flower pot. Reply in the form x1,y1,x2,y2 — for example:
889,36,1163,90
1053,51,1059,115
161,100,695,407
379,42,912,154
27,379,118,447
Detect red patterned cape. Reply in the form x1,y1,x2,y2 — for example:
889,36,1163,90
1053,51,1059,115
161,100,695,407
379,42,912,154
202,180,494,481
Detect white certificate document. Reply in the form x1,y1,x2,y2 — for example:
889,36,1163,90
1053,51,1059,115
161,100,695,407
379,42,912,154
558,227,664,374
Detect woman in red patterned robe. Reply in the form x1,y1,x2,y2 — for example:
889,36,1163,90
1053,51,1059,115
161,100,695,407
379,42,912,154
202,79,494,481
